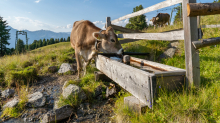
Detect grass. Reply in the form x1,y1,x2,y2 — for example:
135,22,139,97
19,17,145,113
57,64,107,108
1,86,28,119
113,14,220,122
0,42,75,88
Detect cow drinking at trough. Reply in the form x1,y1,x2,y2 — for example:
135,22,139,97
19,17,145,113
70,20,123,78
150,13,170,29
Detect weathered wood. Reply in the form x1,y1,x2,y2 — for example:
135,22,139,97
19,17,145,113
112,0,182,23
124,96,147,114
111,24,142,33
201,24,220,28
183,0,200,88
119,39,141,44
187,3,220,16
123,55,130,65
117,30,184,41
106,17,111,28
96,55,154,107
192,37,220,49
130,57,185,71
96,55,186,109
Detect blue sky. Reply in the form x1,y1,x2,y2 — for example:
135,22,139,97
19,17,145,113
0,0,212,32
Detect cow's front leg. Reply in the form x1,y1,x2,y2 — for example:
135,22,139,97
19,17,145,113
82,49,98,76
75,50,83,79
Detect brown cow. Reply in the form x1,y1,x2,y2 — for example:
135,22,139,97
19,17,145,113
70,20,123,78
150,13,170,29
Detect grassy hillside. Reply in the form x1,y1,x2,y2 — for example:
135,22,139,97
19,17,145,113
0,42,74,87
114,14,220,122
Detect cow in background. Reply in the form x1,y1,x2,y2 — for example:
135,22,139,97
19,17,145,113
150,13,170,29
70,20,123,78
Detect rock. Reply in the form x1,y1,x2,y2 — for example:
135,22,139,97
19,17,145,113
41,105,74,123
94,85,102,97
58,63,76,74
27,92,46,108
3,98,19,109
106,85,117,98
62,84,87,101
1,89,15,98
169,41,179,48
53,100,59,110
48,66,57,73
160,47,177,59
62,81,68,91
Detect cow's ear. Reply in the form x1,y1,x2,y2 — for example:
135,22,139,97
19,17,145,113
156,17,159,20
93,32,106,40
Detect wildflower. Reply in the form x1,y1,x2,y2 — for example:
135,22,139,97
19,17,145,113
159,86,161,88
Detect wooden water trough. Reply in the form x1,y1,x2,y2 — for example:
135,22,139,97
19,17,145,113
95,55,186,109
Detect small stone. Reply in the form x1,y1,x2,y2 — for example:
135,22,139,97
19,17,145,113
62,84,87,101
58,63,76,74
41,105,74,123
53,100,59,110
27,92,46,108
94,85,102,97
106,85,117,98
1,89,15,98
3,98,19,109
62,81,68,91
48,66,57,73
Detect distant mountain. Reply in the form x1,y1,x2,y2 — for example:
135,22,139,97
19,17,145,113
7,26,71,48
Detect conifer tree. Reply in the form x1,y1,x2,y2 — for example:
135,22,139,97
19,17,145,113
0,16,10,56
125,5,148,30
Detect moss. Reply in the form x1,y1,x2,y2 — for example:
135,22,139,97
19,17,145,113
57,94,80,108
6,66,38,87
1,86,28,118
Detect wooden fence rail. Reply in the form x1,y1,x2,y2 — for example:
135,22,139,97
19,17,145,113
117,30,184,41
111,0,182,23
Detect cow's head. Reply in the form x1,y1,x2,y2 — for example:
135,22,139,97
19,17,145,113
93,26,123,54
150,17,156,23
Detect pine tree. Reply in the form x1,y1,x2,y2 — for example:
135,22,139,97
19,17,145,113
60,38,63,42
63,38,66,42
47,39,50,45
125,5,148,31
0,16,10,56
67,36,70,42
43,38,46,46
173,3,182,24
50,38,55,44
38,39,43,47
16,39,25,53
55,38,58,43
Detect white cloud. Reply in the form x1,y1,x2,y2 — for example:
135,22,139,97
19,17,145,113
35,0,41,3
112,19,129,27
55,24,72,29
28,12,31,14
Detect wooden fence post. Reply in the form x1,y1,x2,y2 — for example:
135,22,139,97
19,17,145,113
183,0,200,88
106,17,111,28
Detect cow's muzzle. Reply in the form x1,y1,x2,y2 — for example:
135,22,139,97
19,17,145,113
117,48,124,55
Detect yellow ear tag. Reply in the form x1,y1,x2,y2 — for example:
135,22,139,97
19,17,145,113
97,35,100,40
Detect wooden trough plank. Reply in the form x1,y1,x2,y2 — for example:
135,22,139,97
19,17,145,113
201,24,220,28
117,30,184,41
187,3,220,16
111,24,142,33
192,37,220,49
96,55,154,106
111,0,182,23
130,57,185,72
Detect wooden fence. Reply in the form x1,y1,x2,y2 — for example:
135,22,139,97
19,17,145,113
96,0,220,106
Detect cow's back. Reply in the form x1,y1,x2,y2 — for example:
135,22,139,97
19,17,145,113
156,13,170,24
70,20,100,50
